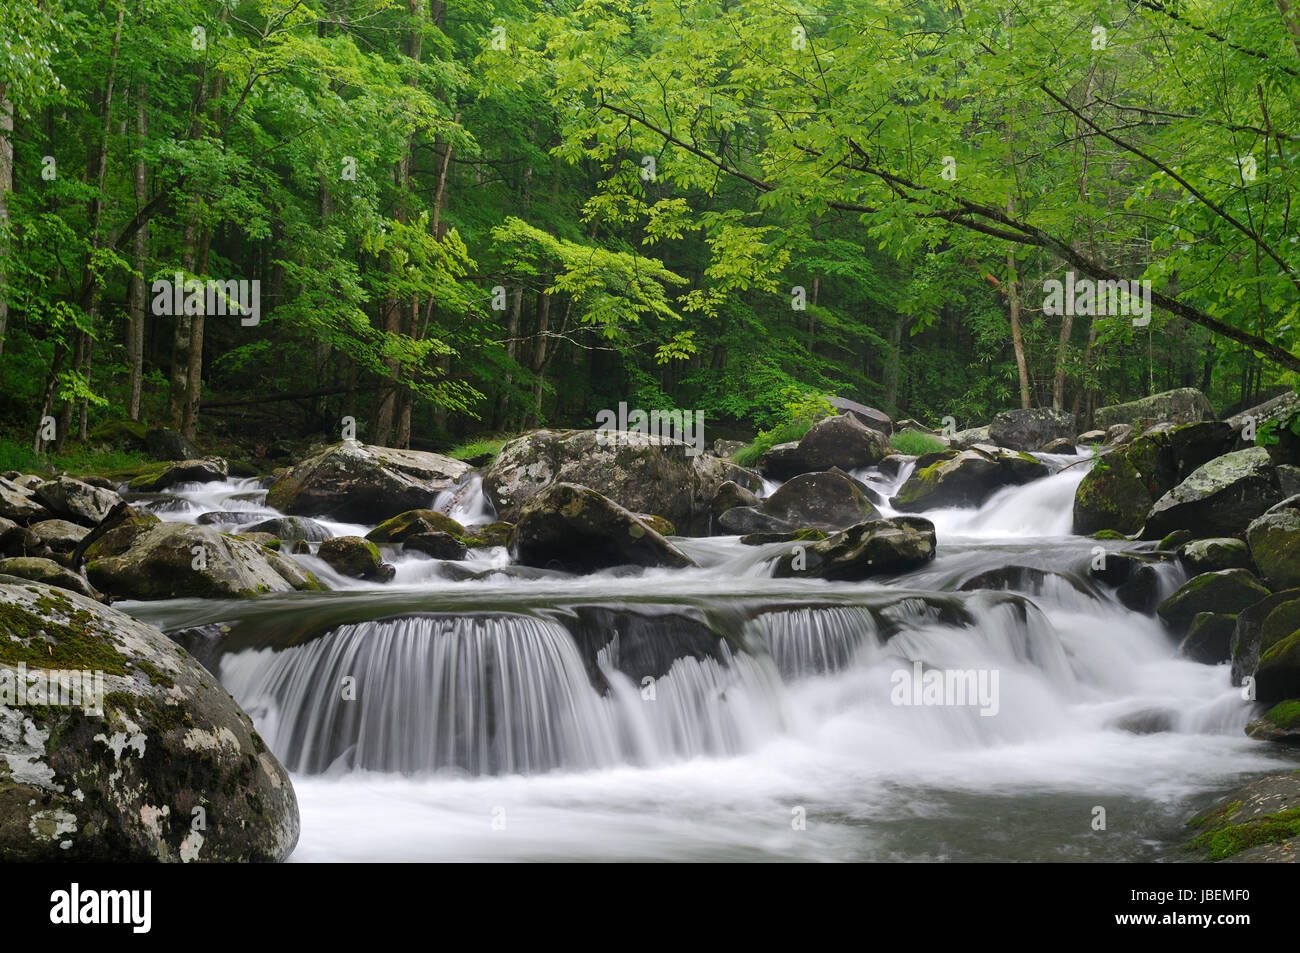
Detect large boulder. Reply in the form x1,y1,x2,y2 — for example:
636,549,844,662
1094,387,1215,431
758,413,891,478
0,558,98,598
1072,452,1152,535
1180,612,1238,664
1246,702,1300,747
757,469,880,530
143,427,202,461
33,477,122,527
771,516,936,580
266,441,470,524
988,408,1076,451
1180,537,1251,574
826,397,893,435
1156,568,1271,633
83,522,325,600
1184,774,1300,861
28,519,89,554
128,458,228,492
0,580,298,860
894,448,1047,512
509,482,695,573
484,430,726,535
1142,448,1285,540
1226,390,1300,435
1247,496,1300,590
1231,589,1300,691
0,477,51,524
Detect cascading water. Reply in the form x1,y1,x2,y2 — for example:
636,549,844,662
121,448,1299,861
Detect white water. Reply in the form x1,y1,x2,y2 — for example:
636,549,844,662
122,452,1298,861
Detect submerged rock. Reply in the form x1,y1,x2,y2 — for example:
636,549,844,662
485,429,725,535
509,482,695,573
0,581,299,860
267,441,470,524
770,516,936,580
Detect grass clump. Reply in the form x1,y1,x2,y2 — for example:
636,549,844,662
446,437,508,462
889,429,947,455
0,435,151,479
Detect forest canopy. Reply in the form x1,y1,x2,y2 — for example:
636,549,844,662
1,0,1297,459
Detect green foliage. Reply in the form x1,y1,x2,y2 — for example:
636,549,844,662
446,436,508,461
0,436,149,477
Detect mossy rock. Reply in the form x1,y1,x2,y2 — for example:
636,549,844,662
317,536,393,581
1071,452,1152,535
1246,699,1300,746
0,580,298,861
1184,774,1300,861
365,509,467,545
1156,568,1271,633
1180,612,1237,664
1246,497,1300,590
1180,537,1251,574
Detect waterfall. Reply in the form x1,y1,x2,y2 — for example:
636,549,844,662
220,613,788,776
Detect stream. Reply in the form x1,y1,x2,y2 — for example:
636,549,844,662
117,452,1298,861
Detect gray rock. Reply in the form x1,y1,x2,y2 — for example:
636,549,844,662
1180,612,1238,664
246,516,333,542
1094,387,1215,430
0,477,50,524
129,457,228,492
771,516,936,580
758,413,891,479
84,522,325,600
28,519,90,554
1105,423,1134,445
758,468,880,530
895,448,1048,512
485,430,724,535
710,481,760,522
143,427,202,461
0,557,98,598
33,476,122,527
1143,447,1284,540
988,407,1076,451
267,441,470,524
403,532,469,561
0,581,298,861
1246,495,1300,589
1179,537,1251,574
1231,588,1300,692
318,536,394,581
509,482,695,573
826,397,892,434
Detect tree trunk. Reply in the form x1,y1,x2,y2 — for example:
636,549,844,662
531,291,551,426
127,85,148,420
0,86,12,362
884,316,903,412
1006,240,1031,408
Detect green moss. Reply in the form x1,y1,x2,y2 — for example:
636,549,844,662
1187,807,1300,861
1262,700,1300,730
366,509,467,544
1092,529,1128,540
1159,530,1194,551
0,592,130,675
